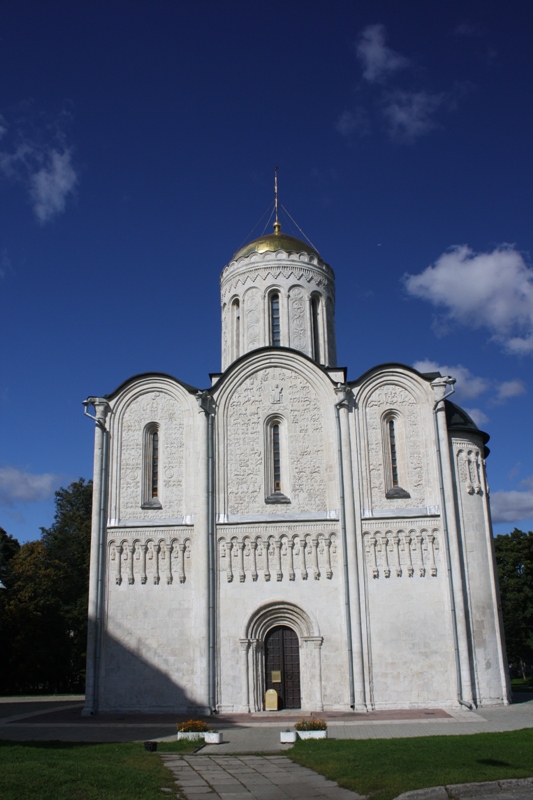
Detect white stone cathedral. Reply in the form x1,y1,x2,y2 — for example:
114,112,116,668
83,220,510,715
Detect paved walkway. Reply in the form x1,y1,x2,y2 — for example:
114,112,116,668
161,754,365,799
160,755,533,800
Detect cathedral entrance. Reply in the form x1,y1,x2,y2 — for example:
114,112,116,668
264,625,301,709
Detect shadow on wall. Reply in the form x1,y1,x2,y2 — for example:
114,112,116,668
92,627,200,714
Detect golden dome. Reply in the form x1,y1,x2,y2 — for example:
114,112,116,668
232,231,320,261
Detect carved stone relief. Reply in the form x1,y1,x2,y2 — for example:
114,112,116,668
108,530,191,587
365,385,425,509
119,392,185,519
456,446,483,495
218,527,337,583
363,524,440,579
244,288,261,351
226,368,327,515
289,286,308,352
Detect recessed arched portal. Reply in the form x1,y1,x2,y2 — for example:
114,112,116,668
240,601,323,712
265,625,301,709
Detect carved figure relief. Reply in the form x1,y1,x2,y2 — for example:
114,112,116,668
363,525,439,579
226,368,327,515
118,392,185,519
218,528,337,583
289,286,308,352
109,530,191,587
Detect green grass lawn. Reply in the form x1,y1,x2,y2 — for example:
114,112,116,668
288,728,533,800
0,740,197,800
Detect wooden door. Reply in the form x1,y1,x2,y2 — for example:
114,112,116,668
264,625,301,709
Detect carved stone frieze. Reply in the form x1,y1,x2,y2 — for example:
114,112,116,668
108,529,191,587
217,525,337,583
363,525,440,579
119,391,185,519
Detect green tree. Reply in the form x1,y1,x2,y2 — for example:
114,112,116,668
0,527,20,588
494,528,533,678
0,479,92,694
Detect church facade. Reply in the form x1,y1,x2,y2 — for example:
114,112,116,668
83,224,510,715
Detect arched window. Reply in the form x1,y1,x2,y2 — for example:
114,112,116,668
388,419,398,487
273,423,281,492
311,295,321,362
232,298,241,360
270,293,281,346
265,417,290,503
382,413,410,500
142,423,162,508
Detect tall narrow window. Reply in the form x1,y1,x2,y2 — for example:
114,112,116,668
273,424,281,491
232,299,240,360
311,295,321,362
270,293,281,346
142,423,162,508
151,431,159,498
383,415,410,500
388,419,398,487
265,417,290,504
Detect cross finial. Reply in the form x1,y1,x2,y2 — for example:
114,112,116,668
273,166,281,234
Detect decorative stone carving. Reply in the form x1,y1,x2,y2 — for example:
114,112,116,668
108,530,191,588
456,445,484,496
364,385,426,510
363,524,440,579
217,526,337,583
226,367,327,515
119,391,185,520
244,288,261,351
289,286,308,352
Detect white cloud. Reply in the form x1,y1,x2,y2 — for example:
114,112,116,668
491,481,533,525
335,108,369,137
0,110,78,224
413,360,526,418
463,408,489,426
356,24,408,83
493,379,527,404
381,89,445,142
413,359,490,399
405,245,533,354
29,149,77,223
0,467,61,506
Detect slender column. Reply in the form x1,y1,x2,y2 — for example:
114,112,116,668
433,379,474,705
194,393,211,710
299,536,308,580
152,543,160,585
83,399,109,717
337,387,366,710
250,540,258,581
139,543,148,584
240,639,251,712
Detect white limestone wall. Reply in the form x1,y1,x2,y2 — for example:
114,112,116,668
220,250,336,369
361,519,456,707
99,530,207,712
97,378,211,712
452,436,510,705
216,523,349,712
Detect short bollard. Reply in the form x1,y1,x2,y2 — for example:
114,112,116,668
144,741,158,752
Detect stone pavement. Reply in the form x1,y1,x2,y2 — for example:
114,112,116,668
160,755,533,800
160,754,365,799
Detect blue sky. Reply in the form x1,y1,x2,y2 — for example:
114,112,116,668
1,0,532,543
